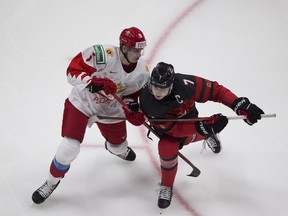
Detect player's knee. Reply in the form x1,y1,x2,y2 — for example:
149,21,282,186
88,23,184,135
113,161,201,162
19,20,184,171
158,138,179,159
55,137,80,165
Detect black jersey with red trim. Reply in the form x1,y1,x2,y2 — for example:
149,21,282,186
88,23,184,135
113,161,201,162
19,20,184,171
140,73,238,121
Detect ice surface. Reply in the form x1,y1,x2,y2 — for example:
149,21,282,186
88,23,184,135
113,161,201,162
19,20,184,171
0,0,287,215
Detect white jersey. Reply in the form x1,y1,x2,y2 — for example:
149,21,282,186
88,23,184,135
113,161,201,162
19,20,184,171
66,44,149,123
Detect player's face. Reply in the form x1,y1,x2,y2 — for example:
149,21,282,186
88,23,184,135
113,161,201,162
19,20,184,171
150,85,170,100
127,48,144,63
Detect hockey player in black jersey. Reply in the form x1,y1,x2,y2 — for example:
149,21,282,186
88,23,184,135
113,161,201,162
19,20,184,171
138,62,264,209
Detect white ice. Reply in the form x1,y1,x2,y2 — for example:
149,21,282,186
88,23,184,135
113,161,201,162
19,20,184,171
0,0,287,215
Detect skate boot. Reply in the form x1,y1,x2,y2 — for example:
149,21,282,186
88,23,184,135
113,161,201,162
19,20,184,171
105,141,136,161
158,184,173,209
205,134,221,153
32,180,60,204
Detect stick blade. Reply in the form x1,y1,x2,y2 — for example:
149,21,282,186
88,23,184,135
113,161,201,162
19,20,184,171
187,168,201,177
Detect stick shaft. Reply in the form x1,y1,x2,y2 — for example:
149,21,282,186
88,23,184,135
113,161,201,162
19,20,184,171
227,113,275,120
95,113,276,122
149,113,276,122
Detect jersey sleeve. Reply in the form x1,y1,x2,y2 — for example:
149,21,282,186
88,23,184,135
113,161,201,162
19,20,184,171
66,51,95,91
66,46,107,92
192,75,238,107
209,81,238,107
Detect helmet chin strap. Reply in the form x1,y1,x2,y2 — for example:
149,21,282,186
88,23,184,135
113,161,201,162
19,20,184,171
120,46,132,64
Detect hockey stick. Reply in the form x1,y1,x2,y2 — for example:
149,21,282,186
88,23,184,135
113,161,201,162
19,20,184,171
92,113,276,123
110,93,200,177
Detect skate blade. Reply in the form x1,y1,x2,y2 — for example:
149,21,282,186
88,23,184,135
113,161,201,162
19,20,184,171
159,208,165,215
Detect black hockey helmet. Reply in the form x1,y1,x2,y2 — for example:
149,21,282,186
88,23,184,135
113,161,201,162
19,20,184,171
150,62,175,88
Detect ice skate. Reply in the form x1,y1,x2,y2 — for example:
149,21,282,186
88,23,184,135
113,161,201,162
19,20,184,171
105,141,136,161
158,184,173,209
32,180,60,204
204,134,221,153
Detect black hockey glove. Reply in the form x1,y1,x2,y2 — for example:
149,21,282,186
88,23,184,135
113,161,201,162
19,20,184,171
127,101,140,113
88,77,117,95
88,83,103,93
231,97,264,125
195,114,228,137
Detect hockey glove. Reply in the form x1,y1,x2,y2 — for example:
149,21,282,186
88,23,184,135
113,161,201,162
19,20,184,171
127,101,140,113
195,114,228,137
88,77,117,95
123,98,140,113
123,107,145,126
231,97,264,125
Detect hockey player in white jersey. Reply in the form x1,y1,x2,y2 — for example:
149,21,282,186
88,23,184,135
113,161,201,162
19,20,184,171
32,27,149,204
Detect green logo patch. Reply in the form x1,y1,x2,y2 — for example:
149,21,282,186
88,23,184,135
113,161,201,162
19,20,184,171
93,45,106,64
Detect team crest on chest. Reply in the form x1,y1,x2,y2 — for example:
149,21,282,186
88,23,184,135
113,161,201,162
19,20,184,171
116,83,126,94
106,48,114,57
